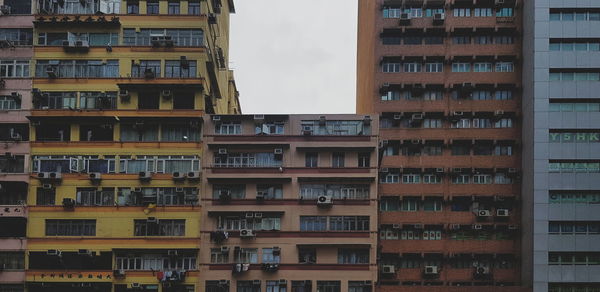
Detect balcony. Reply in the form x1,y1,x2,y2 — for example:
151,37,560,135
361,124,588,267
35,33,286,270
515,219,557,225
380,127,520,141
381,154,520,169
380,182,520,197
378,286,526,292
387,267,519,283
377,72,520,88
380,210,519,226
380,239,518,254
374,99,520,114
34,15,121,28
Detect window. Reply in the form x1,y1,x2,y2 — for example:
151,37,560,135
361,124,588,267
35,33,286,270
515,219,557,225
423,119,442,128
237,281,260,292
549,161,600,173
332,152,345,168
402,174,421,184
496,8,513,17
474,35,493,44
300,216,327,231
35,60,119,78
45,219,96,236
235,248,258,264
133,219,185,236
0,95,21,110
495,62,514,72
358,152,370,168
132,60,161,78
300,184,370,200
0,252,24,270
298,248,317,264
348,282,371,292
4,0,31,14
123,28,204,47
267,281,286,292
168,1,180,14
495,90,513,100
425,63,443,73
401,198,419,211
380,197,400,211
473,63,492,72
305,152,318,168
316,281,340,292
213,184,246,199
147,0,159,14
0,29,33,46
0,155,25,173
473,174,492,184
257,184,283,199
161,123,200,142
452,36,471,44
188,1,201,15
424,36,444,44
382,36,402,45
0,60,29,78
262,248,281,264
474,8,493,17
165,60,197,78
380,171,400,183
423,145,442,156
404,36,422,45
495,35,514,44
423,198,442,211
120,122,159,141
382,62,401,73
76,188,114,206
424,90,443,100
453,8,471,17
214,152,281,168
383,7,402,18
452,174,470,184
495,118,513,128
255,121,284,135
215,122,241,135
549,192,600,204
338,249,369,264
127,1,139,14
452,62,471,72
403,63,421,73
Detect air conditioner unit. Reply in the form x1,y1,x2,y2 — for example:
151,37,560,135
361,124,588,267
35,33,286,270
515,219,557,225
278,279,287,286
399,12,411,20
508,168,517,173
113,269,126,278
495,110,504,116
453,111,464,116
252,280,261,286
147,217,158,223
172,172,186,180
62,198,75,208
161,90,173,99
495,0,505,5
317,195,333,207
150,35,163,46
450,224,461,230
10,132,22,141
496,209,509,216
254,114,265,120
435,168,444,173
49,172,61,180
382,265,396,274
245,212,254,219
256,192,265,200
319,116,326,126
424,266,439,275
78,249,93,256
220,246,230,253
212,115,221,121
433,13,445,21
118,89,130,100
75,40,89,48
393,114,402,120
477,210,492,217
254,212,263,219
42,184,53,190
476,266,490,274
240,229,255,238
0,5,11,14
130,283,141,289
302,126,313,135
218,148,227,155
452,167,463,173
45,67,57,78
473,224,483,230
218,280,230,286
47,249,61,256
392,223,401,229
380,168,389,173
89,172,101,181
274,148,283,155
167,250,178,256
187,171,201,179
139,171,152,180
411,113,424,120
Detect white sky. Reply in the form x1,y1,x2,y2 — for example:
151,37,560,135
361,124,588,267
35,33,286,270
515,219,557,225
229,0,358,114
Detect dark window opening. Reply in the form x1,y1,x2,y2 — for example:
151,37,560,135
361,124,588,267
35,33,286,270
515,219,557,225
4,0,31,14
29,283,111,292
0,155,25,173
79,124,114,141
0,218,26,237
146,0,159,14
0,182,27,205
298,247,317,264
173,92,195,109
138,91,160,109
35,123,70,142
28,251,112,270
36,187,56,206
127,1,139,14
0,124,29,141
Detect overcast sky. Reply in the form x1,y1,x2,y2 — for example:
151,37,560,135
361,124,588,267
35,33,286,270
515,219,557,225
229,0,358,114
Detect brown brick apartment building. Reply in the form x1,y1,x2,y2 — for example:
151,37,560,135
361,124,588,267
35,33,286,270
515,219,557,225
357,0,524,291
200,114,379,292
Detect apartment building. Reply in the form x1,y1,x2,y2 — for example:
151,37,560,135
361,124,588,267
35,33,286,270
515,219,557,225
200,114,378,292
20,0,238,292
522,1,600,292
357,0,524,291
0,1,34,292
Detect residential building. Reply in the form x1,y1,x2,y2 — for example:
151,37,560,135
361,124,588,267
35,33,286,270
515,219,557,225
200,114,378,292
522,1,600,292
0,1,34,291
24,1,238,292
357,0,524,291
